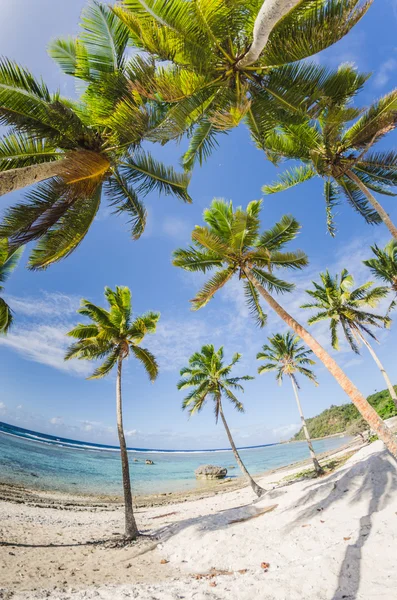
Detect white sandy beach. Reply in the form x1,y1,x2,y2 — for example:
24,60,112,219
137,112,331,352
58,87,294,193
1,437,396,600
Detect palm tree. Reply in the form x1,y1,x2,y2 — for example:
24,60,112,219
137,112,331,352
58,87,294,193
257,332,323,475
178,344,265,497
111,0,371,170
65,286,160,540
173,198,397,457
363,240,397,314
262,78,397,238
302,269,397,410
0,239,23,333
0,2,191,269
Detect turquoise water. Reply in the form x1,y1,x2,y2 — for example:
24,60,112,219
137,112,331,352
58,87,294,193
0,422,350,496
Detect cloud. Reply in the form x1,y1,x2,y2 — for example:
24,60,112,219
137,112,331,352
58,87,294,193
125,429,138,437
162,216,192,240
373,57,397,88
0,292,92,376
6,292,81,317
49,416,64,425
0,402,6,413
0,323,90,375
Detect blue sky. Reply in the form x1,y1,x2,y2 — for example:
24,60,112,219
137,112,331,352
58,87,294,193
1,0,397,450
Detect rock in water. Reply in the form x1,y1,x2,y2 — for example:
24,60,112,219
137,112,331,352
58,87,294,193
145,459,154,465
195,465,228,480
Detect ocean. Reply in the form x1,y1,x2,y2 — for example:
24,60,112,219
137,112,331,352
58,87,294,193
0,421,351,496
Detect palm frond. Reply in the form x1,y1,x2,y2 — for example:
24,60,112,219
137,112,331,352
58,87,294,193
262,165,316,195
256,215,301,251
191,267,235,310
243,279,267,328
130,345,159,381
106,174,147,240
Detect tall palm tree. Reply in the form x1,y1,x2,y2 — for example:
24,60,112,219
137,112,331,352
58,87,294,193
302,269,397,410
0,239,23,333
0,2,191,269
363,240,397,314
257,332,323,474
65,286,159,541
178,344,265,497
111,0,371,170
262,79,397,238
173,198,397,457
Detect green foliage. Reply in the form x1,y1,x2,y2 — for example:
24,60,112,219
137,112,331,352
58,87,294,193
0,1,191,269
114,0,371,170
177,344,252,422
261,70,397,235
173,199,307,326
292,386,397,440
65,286,160,380
0,239,23,334
257,332,317,386
302,269,390,353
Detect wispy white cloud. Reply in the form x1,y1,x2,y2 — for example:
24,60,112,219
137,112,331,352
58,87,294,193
373,57,397,88
162,216,192,240
0,292,89,376
49,416,64,425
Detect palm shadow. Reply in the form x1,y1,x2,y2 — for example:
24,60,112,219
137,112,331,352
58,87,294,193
285,450,397,600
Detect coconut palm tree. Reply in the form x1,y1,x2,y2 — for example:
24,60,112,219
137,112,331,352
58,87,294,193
363,240,397,314
65,286,159,540
178,344,264,496
173,198,397,457
110,0,371,170
302,269,397,410
257,332,323,474
262,79,397,238
0,2,191,269
0,239,23,333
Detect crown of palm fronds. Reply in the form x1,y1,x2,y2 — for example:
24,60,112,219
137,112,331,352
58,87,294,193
0,2,191,269
65,285,160,380
0,239,23,333
173,198,308,327
257,331,317,387
177,344,253,422
262,74,397,235
363,240,397,291
56,0,372,172
301,269,391,353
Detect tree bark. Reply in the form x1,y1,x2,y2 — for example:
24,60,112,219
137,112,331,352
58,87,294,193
346,170,397,240
290,376,323,475
116,358,139,540
236,0,301,68
245,268,397,458
0,159,68,197
358,332,397,410
218,399,266,497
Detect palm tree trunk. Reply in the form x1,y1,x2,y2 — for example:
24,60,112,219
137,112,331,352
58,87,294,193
245,269,397,458
218,399,266,497
346,170,397,240
290,376,323,475
236,0,301,68
357,332,397,410
116,358,139,540
0,159,68,197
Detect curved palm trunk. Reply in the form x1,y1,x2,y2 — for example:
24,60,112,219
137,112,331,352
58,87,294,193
116,358,139,540
0,160,69,197
290,376,323,475
237,0,301,68
245,269,397,458
346,170,397,240
357,332,397,410
218,399,266,497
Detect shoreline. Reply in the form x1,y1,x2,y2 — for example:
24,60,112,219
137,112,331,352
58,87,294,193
1,437,396,599
0,438,358,510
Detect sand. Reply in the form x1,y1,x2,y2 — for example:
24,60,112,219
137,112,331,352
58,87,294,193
1,437,397,600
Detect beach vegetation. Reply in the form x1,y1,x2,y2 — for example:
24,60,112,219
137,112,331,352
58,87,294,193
0,239,23,333
178,344,265,497
262,77,397,238
363,239,397,314
173,198,397,457
65,285,160,541
302,269,397,409
257,332,323,474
